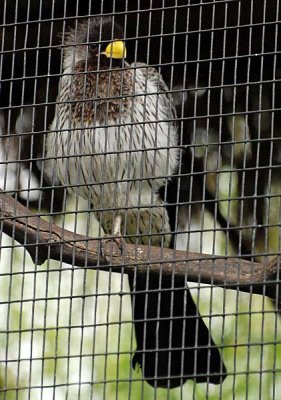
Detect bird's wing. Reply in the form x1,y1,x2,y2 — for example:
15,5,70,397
131,62,177,131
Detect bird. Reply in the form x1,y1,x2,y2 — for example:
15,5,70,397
46,16,226,388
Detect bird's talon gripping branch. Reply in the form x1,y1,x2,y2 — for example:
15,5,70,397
98,211,125,257
113,236,125,253
99,235,125,257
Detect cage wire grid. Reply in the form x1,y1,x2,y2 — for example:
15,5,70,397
0,0,281,399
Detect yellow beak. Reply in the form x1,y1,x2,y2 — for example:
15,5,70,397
100,40,127,59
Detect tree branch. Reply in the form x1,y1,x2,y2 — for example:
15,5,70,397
0,189,280,302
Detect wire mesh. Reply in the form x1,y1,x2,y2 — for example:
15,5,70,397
0,1,281,399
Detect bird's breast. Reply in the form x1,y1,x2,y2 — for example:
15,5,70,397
48,65,179,209
70,65,133,124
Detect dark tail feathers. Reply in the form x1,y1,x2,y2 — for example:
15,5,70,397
129,274,226,388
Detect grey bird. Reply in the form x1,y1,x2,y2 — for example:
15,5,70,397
46,16,226,388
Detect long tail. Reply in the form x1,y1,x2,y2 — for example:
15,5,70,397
102,203,226,387
129,272,226,388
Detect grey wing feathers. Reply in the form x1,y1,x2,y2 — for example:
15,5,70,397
131,62,177,130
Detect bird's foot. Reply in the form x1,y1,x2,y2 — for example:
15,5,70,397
99,213,124,257
99,234,125,258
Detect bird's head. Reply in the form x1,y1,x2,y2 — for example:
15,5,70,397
63,17,127,71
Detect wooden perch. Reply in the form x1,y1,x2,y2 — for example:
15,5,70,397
0,189,280,302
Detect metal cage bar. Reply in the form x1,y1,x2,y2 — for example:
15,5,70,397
0,1,281,399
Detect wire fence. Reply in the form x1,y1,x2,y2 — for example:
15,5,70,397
0,1,281,399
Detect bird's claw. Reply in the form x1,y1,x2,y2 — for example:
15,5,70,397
99,235,125,257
